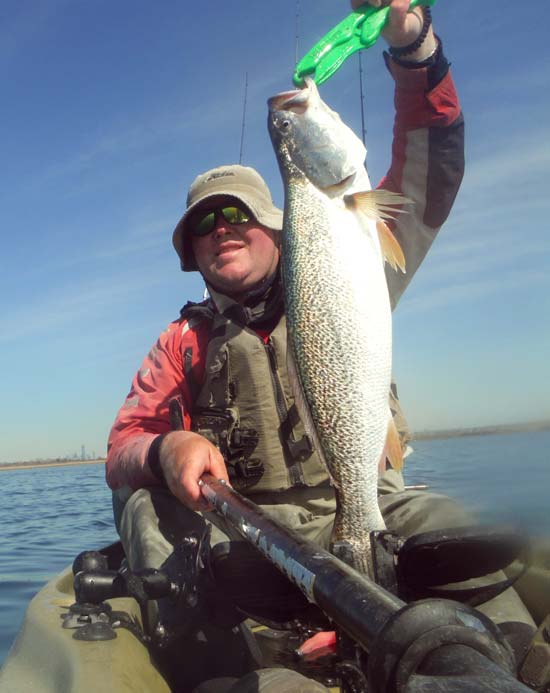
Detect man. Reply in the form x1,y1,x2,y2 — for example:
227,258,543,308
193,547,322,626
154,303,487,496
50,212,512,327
107,0,458,514
105,2,533,690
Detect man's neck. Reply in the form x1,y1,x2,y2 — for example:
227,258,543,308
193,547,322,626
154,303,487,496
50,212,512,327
206,269,283,328
206,270,279,307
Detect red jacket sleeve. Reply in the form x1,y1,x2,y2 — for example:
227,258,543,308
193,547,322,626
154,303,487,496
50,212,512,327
379,50,465,309
105,317,209,490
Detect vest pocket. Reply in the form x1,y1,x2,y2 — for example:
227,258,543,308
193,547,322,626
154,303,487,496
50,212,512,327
191,407,264,489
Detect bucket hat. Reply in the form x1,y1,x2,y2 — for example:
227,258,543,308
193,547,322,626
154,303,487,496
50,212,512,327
173,164,283,271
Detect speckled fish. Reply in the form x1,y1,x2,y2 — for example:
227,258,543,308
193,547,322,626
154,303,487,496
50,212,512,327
268,77,407,577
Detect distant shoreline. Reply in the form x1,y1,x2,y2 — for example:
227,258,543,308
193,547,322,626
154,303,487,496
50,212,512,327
1,420,549,468
412,420,550,441
0,459,106,471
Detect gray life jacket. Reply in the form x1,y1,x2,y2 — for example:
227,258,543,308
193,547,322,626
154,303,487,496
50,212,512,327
180,295,331,495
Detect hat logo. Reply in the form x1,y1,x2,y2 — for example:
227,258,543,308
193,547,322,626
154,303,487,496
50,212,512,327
206,171,236,182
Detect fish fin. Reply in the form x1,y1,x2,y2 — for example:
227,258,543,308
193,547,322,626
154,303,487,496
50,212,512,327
346,188,412,221
376,219,406,274
286,333,337,487
384,413,404,472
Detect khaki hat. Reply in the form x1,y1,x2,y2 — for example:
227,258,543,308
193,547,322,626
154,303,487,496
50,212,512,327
172,164,283,271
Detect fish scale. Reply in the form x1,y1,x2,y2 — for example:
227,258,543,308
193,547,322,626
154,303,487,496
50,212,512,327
268,78,408,576
280,164,391,577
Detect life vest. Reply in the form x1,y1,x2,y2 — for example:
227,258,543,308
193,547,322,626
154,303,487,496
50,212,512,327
181,299,330,495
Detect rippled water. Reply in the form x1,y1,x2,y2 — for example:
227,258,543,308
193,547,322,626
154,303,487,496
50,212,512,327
405,431,549,533
1,431,548,666
0,463,115,664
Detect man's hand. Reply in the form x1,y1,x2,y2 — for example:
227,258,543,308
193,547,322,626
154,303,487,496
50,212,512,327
351,0,436,61
157,431,229,511
351,0,387,7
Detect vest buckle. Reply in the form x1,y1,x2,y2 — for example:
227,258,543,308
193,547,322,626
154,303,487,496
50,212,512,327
233,458,264,480
286,434,313,462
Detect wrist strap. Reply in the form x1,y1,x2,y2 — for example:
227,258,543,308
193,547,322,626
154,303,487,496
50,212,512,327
148,434,168,486
389,7,432,58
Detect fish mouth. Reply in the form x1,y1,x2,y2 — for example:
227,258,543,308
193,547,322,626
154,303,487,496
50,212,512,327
268,77,361,192
268,77,312,114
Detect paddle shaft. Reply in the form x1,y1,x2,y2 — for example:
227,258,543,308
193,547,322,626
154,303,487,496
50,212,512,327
199,474,533,693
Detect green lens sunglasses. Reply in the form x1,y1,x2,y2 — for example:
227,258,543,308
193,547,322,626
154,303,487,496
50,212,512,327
190,205,251,237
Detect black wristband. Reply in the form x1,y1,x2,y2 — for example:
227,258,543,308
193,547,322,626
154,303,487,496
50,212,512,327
147,434,169,486
389,7,432,58
385,36,449,90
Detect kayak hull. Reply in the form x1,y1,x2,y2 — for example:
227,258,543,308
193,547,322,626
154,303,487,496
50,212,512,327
512,540,550,626
0,567,170,693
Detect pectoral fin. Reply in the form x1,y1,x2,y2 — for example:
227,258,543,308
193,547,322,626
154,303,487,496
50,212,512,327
346,189,408,273
346,188,412,221
376,219,406,274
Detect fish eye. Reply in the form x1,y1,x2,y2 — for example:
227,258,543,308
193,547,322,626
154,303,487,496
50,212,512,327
278,118,292,135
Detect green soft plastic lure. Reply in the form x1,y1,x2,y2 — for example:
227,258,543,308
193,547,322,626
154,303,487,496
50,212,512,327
293,0,437,86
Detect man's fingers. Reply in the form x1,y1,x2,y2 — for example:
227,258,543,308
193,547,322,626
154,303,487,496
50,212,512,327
382,0,425,47
352,0,386,10
386,0,411,27
389,0,410,11
182,451,228,509
159,431,229,510
208,448,230,484
355,0,410,15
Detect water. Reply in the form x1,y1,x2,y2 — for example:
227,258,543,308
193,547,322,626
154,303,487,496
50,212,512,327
403,431,549,533
0,463,116,665
1,431,548,666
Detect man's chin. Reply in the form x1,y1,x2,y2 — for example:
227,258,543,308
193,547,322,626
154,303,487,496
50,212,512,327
206,267,254,296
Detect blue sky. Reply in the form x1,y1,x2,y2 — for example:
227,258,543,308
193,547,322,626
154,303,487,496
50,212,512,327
1,0,549,463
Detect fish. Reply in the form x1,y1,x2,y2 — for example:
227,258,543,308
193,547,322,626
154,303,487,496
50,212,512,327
267,77,408,577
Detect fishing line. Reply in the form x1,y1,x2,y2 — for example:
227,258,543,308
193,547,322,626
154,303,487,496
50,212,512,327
295,0,301,67
239,71,248,165
358,52,367,147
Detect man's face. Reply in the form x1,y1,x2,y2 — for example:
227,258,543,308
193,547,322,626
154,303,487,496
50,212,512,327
190,196,280,299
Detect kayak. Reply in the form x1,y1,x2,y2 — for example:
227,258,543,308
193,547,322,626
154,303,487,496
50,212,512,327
1,539,549,692
508,539,550,624
0,562,170,693
0,541,337,693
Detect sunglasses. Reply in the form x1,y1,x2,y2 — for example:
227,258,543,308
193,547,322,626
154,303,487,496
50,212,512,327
190,205,251,237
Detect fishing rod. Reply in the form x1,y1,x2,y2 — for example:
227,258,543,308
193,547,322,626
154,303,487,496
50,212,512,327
295,0,301,67
358,51,367,147
238,72,248,165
